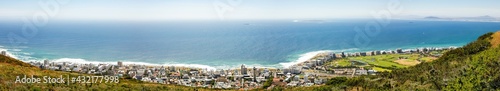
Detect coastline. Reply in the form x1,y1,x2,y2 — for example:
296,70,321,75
1,19,497,71
1,44,461,71
280,45,461,69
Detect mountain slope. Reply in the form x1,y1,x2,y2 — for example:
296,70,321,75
371,31,500,90
297,31,500,91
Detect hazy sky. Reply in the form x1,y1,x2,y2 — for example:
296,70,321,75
1,0,499,20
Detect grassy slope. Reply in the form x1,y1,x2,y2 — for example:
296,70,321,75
357,31,500,90
277,31,500,91
327,53,430,72
365,31,500,90
288,31,500,91
0,55,228,91
491,31,500,48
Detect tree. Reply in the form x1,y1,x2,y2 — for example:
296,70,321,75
326,77,347,86
263,76,274,89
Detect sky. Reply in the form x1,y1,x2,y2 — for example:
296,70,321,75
0,0,499,21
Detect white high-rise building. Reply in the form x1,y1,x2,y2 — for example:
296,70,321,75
44,60,49,66
117,61,123,67
304,74,309,83
169,66,176,72
1,51,6,56
241,64,247,75
253,67,257,82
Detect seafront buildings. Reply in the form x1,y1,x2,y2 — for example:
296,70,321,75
24,47,452,89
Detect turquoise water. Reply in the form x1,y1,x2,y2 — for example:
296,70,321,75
0,19,499,69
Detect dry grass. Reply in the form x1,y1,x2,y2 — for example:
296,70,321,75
394,59,421,66
491,31,500,48
420,57,438,62
427,57,438,62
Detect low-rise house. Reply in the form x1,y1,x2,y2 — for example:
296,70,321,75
345,69,355,75
333,69,346,74
72,66,81,72
215,77,230,88
375,51,382,55
355,69,368,75
360,52,367,56
133,75,143,80
304,83,314,87
314,78,324,85
287,81,299,87
170,72,181,79
215,82,231,89
368,70,377,75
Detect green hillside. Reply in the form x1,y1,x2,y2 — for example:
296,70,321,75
295,31,500,91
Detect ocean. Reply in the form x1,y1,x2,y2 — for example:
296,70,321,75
1,19,499,70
